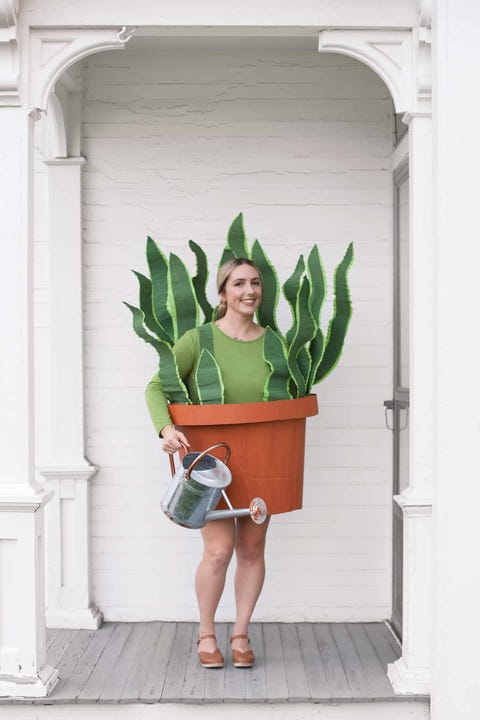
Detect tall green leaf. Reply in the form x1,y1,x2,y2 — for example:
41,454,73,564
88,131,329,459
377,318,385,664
283,255,305,344
124,302,190,404
287,277,317,398
194,349,225,404
226,212,249,258
189,240,214,323
169,252,199,340
307,330,325,394
262,327,291,401
313,242,354,384
146,236,174,343
219,246,236,266
132,271,172,343
251,239,280,333
307,245,326,324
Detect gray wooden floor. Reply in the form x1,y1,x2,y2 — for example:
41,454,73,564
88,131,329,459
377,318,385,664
4,622,424,704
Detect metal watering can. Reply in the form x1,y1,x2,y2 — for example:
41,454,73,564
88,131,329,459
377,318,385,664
162,442,267,529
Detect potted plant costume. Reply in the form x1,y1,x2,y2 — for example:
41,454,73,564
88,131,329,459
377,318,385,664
126,214,353,514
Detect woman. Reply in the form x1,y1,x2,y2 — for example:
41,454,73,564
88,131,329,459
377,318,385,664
145,258,270,669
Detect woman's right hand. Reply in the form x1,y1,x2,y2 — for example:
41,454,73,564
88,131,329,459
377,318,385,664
160,424,190,454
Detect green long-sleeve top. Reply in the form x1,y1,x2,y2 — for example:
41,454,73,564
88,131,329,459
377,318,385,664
145,323,270,434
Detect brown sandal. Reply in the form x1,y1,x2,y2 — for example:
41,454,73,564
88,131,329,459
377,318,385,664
197,633,224,668
230,633,255,668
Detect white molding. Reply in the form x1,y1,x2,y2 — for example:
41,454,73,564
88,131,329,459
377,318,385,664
0,664,58,698
28,27,133,111
0,0,19,106
45,604,102,630
318,28,414,113
44,156,86,167
388,655,430,696
0,485,52,513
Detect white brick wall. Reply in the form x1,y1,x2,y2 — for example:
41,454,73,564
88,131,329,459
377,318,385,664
77,38,394,622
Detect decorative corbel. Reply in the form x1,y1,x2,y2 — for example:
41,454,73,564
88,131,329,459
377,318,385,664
416,0,432,105
0,0,19,105
28,26,135,112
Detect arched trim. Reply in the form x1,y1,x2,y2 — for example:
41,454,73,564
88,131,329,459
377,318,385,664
318,29,415,114
47,92,67,158
28,27,134,110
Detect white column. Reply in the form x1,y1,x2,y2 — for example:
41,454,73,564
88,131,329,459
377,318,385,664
0,106,58,696
431,1,480,718
388,113,433,695
40,158,101,629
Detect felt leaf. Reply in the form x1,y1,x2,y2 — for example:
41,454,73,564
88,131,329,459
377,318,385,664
313,242,354,384
227,212,249,258
189,240,214,323
307,244,326,325
283,255,305,344
306,330,325,394
262,327,292,401
219,246,236,266
251,239,280,333
169,252,199,340
132,271,172,344
194,348,225,405
124,302,190,404
146,236,174,343
287,277,317,398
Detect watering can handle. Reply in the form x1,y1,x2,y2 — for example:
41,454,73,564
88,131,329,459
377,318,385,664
168,442,231,479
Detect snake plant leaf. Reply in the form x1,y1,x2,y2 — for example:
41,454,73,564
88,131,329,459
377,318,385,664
306,329,325,394
307,245,326,324
219,246,236,266
262,327,292,401
251,239,280,333
194,348,225,404
132,271,172,344
189,240,214,323
313,242,354,384
226,212,249,258
287,276,317,398
146,236,174,344
124,302,190,404
169,252,199,341
283,255,305,344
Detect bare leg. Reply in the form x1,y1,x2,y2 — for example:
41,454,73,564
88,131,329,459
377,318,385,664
231,515,270,653
195,518,235,653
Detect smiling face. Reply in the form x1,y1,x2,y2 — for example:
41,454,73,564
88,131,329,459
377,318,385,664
220,263,262,317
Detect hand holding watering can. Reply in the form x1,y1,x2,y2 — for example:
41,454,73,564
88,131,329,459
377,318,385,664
161,442,267,529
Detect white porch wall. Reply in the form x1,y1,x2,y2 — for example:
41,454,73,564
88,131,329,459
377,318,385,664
77,38,394,622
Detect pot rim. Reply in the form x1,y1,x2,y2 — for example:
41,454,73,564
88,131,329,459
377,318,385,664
168,393,318,427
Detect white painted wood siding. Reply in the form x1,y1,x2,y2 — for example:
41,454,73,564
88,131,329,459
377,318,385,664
42,38,394,621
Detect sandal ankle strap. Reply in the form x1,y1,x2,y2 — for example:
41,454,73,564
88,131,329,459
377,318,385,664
230,633,249,643
197,633,217,645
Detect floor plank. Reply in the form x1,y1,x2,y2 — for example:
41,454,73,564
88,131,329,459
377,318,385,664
78,623,133,701
49,629,98,700
348,623,396,698
296,623,330,700
161,622,196,701
314,623,352,699
100,622,147,702
263,623,288,702
120,621,163,702
330,623,373,699
139,622,177,702
203,622,228,703
244,622,267,701
280,624,310,701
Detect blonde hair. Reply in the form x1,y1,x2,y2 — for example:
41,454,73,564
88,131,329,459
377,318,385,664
215,258,262,319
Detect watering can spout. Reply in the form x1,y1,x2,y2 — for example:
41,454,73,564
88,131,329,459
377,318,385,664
205,498,268,525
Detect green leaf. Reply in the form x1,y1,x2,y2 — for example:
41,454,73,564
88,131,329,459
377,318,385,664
251,239,280,333
219,246,236,266
307,245,326,324
189,240,214,323
306,329,325,394
286,277,317,398
314,242,354,384
169,252,199,340
132,271,172,344
283,255,305,344
194,348,225,404
262,327,292,401
124,302,190,404
146,237,174,343
227,212,249,258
